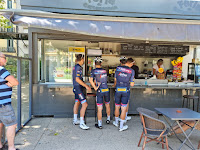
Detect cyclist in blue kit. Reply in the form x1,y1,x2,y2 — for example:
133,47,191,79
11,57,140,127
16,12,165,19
113,56,135,131
89,57,111,129
73,54,91,130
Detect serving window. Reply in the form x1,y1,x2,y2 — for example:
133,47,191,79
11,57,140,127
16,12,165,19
39,40,76,83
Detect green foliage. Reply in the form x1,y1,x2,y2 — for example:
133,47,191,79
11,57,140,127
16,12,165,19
0,0,5,5
55,67,72,74
0,0,13,29
65,68,72,74
0,0,5,10
5,58,17,78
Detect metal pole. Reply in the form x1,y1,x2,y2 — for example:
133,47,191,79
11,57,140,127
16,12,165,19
17,58,21,130
85,45,87,78
41,39,45,81
28,28,33,121
176,120,199,150
29,59,32,120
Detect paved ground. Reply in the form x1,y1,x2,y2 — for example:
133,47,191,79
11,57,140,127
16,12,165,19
13,116,200,150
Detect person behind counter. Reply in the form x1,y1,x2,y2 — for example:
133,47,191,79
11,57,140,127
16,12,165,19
113,56,135,131
72,54,91,130
131,59,139,79
153,59,165,79
89,57,111,129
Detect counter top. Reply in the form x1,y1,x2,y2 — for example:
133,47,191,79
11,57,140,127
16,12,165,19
38,82,200,89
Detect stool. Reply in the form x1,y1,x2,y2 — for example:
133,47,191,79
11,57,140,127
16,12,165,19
182,95,199,112
85,93,97,124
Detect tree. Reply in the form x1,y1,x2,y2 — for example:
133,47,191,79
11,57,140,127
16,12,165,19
0,0,12,29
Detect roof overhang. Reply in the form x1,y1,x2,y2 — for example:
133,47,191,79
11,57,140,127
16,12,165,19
1,9,200,44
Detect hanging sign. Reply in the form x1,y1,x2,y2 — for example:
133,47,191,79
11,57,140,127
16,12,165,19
68,47,85,53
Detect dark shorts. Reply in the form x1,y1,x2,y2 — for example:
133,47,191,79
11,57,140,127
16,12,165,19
96,88,110,106
0,104,17,127
115,87,130,107
73,87,86,104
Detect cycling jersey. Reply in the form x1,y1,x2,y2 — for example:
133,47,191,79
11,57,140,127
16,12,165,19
90,68,110,106
115,66,135,89
114,66,135,107
73,64,86,104
73,64,83,87
90,68,108,89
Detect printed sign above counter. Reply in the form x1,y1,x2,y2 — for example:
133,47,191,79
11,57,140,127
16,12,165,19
121,44,189,56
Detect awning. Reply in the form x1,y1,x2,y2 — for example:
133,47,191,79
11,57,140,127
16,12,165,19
1,9,200,43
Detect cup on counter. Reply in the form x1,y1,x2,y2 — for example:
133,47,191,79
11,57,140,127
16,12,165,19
176,110,182,113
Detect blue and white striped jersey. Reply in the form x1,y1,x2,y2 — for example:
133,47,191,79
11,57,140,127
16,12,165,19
0,66,12,104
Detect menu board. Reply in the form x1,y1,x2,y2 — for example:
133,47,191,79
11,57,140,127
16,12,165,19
121,44,189,56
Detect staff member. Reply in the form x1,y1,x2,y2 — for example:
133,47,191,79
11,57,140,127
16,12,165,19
73,54,91,130
89,57,110,129
153,59,165,79
113,57,135,131
131,59,139,79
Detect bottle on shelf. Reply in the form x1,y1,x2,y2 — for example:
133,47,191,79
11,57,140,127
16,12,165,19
145,75,148,85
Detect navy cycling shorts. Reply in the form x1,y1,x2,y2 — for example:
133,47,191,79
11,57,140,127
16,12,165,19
96,88,110,106
73,87,86,104
115,87,130,107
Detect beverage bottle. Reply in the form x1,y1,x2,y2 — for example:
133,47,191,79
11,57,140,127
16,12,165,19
145,76,148,85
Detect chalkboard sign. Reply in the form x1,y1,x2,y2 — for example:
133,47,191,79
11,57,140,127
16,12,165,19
121,44,189,56
145,45,157,54
157,46,168,54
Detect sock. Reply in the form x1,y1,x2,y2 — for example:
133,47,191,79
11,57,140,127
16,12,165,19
80,117,84,124
120,120,125,129
107,116,110,121
115,117,119,124
126,112,128,119
74,114,78,121
98,120,102,126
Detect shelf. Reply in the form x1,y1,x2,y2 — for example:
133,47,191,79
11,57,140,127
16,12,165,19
102,54,119,56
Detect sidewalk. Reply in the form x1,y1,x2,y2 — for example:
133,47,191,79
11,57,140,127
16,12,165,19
14,116,200,150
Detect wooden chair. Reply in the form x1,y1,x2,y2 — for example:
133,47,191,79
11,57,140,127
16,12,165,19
137,107,169,150
196,123,200,149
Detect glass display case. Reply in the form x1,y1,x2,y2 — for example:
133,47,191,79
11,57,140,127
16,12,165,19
187,63,200,83
187,63,195,80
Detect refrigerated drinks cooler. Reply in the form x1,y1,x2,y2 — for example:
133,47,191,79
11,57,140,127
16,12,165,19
187,63,200,83
195,64,200,83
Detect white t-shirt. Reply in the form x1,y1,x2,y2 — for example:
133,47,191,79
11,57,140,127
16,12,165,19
153,64,164,72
